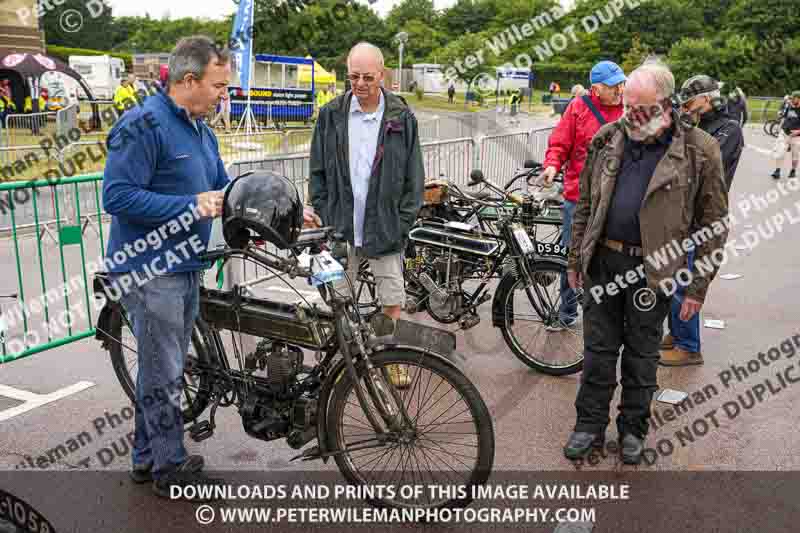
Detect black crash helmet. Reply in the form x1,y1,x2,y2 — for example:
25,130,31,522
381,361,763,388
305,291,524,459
222,170,303,249
677,74,719,105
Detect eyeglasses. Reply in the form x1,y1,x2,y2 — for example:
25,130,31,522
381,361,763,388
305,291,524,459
347,73,377,83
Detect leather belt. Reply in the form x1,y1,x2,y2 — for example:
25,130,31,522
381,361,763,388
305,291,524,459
602,239,643,257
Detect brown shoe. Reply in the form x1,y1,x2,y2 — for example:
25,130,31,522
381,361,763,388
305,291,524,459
660,334,674,350
659,347,703,366
387,364,411,389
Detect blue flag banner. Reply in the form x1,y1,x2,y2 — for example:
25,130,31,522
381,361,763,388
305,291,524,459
230,0,254,92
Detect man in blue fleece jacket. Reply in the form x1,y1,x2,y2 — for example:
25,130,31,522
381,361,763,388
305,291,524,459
102,35,231,499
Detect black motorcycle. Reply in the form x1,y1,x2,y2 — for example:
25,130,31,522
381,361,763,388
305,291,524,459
403,168,584,376
414,161,565,244
93,227,495,510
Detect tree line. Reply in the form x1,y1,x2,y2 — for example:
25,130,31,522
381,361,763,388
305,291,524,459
41,0,800,95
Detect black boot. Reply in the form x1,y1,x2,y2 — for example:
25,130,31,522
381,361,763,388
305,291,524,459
563,431,605,460
131,455,203,484
619,434,645,465
789,169,797,179
771,169,781,180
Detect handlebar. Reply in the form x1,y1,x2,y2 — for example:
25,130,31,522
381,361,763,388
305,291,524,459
199,226,347,281
451,179,524,209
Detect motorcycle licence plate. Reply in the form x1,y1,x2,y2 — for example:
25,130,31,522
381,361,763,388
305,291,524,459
511,224,535,255
534,241,568,258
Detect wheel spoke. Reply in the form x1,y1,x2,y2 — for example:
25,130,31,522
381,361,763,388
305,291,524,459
334,353,488,507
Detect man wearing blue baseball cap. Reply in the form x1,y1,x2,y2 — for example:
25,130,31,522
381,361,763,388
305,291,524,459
540,60,625,331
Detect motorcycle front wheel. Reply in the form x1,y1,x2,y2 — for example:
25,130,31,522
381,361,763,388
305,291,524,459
497,262,585,375
326,348,494,510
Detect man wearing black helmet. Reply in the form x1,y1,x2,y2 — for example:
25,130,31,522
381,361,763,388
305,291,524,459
658,75,743,367
677,75,744,192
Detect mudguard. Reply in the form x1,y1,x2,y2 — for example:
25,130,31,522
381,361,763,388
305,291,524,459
492,271,519,328
491,256,568,328
92,272,119,348
94,304,115,348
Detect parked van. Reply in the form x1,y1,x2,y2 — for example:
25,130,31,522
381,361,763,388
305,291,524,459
68,55,126,100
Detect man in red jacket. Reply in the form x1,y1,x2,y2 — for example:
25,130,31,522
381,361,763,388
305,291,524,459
541,61,626,328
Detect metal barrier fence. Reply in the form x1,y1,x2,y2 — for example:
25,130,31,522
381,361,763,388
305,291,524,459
227,126,555,190
0,175,107,363
749,96,786,123
418,117,440,141
421,137,477,185
217,129,313,162
0,126,554,364
4,111,58,145
478,126,555,184
56,103,80,137
1,112,60,170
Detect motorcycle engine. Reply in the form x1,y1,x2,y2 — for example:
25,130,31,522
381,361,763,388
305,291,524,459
241,342,305,442
266,342,304,390
245,341,303,390
420,254,464,317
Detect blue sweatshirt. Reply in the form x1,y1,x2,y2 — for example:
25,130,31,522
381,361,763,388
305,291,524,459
102,90,229,274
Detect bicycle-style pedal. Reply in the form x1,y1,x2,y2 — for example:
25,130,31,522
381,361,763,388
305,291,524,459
459,313,481,330
187,420,214,442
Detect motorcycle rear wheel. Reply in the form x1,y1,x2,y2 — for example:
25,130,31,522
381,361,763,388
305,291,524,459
107,304,214,422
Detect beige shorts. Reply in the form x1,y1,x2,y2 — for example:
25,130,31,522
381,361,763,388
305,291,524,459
772,132,800,160
334,246,405,307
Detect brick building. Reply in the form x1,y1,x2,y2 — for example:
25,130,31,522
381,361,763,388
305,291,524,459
0,0,45,53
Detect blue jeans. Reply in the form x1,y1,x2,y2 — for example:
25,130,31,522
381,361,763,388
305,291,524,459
114,271,200,480
559,200,578,321
668,248,700,352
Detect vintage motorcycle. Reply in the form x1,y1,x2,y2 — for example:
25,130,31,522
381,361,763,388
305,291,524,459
93,222,495,510
402,166,584,376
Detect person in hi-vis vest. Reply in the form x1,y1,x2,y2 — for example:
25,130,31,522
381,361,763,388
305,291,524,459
114,76,138,114
24,88,47,135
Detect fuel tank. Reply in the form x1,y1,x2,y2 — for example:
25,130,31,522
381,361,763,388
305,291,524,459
408,220,503,257
199,288,335,350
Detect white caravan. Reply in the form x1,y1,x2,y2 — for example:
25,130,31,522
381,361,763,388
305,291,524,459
68,55,126,100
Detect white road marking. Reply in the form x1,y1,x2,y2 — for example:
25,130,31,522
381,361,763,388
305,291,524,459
0,381,95,422
746,144,774,157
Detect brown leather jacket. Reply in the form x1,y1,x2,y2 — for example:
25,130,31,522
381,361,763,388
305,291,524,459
567,112,729,303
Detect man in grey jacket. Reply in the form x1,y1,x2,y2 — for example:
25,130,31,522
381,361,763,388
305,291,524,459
309,42,425,384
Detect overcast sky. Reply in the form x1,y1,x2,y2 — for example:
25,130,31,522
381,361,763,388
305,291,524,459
106,0,450,20
106,0,574,20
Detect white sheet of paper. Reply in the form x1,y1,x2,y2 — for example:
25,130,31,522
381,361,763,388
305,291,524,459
656,389,689,405
704,319,726,329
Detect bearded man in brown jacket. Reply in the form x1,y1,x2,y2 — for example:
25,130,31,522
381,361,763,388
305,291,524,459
562,62,729,465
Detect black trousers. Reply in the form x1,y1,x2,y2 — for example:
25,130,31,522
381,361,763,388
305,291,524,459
574,246,671,438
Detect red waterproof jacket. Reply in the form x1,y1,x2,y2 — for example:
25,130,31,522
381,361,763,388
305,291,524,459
543,93,623,202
